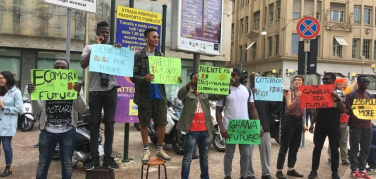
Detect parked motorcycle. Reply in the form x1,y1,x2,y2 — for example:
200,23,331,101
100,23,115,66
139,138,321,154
18,85,35,131
210,101,225,152
52,108,104,168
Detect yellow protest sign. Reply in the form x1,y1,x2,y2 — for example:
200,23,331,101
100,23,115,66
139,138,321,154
351,98,376,120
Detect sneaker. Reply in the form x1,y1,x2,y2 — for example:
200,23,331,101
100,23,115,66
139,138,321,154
359,170,371,179
103,157,119,169
156,150,171,161
275,171,286,179
366,167,376,175
261,175,274,179
83,158,99,170
141,150,150,163
246,176,257,179
33,143,39,148
332,172,340,179
350,171,363,179
287,169,304,177
308,170,317,179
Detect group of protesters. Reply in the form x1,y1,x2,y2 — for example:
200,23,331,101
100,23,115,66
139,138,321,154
0,20,376,179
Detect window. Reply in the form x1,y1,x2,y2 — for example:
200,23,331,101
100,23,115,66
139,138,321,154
37,51,84,81
244,44,248,61
293,0,301,18
374,40,376,60
231,23,234,39
333,38,342,57
241,0,244,7
240,18,244,34
354,6,361,24
363,39,371,59
245,16,249,33
254,11,260,29
316,36,321,56
276,1,281,20
268,3,274,23
304,0,314,17
268,36,273,56
275,35,279,55
239,46,243,63
352,39,360,59
330,3,345,22
0,48,21,87
291,33,299,55
252,42,257,60
364,7,372,25
316,1,322,20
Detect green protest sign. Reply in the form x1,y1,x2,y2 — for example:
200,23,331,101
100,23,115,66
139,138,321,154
226,119,261,145
30,69,78,100
148,56,181,84
197,65,231,95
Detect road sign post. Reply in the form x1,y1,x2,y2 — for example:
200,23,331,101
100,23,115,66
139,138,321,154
296,16,320,148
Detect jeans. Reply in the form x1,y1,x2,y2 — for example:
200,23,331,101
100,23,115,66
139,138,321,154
0,137,13,166
368,145,376,168
181,131,210,179
349,127,373,171
276,115,302,170
312,124,340,172
89,88,117,159
36,128,76,179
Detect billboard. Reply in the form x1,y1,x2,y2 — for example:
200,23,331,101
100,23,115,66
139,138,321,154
171,0,223,56
116,6,162,52
44,0,97,13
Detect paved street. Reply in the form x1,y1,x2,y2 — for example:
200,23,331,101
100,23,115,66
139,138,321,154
2,122,359,179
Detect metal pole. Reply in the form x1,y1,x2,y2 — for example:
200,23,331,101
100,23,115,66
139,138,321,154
110,0,116,45
129,0,134,8
66,8,72,64
83,12,90,103
193,53,200,72
301,51,308,148
161,4,167,54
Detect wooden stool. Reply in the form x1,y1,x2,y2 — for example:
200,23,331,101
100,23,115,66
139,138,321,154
86,166,115,179
141,157,167,179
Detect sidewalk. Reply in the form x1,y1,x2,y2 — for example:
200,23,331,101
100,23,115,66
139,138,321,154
3,123,358,179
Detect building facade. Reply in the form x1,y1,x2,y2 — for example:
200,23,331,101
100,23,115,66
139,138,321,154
0,0,232,97
231,0,376,90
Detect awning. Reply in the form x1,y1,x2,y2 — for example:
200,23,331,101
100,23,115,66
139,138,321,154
334,36,348,46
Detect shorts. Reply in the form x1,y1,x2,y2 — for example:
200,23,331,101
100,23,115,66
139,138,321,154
138,99,167,126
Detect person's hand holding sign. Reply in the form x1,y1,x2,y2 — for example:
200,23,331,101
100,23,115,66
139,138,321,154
309,125,314,133
27,83,35,94
96,36,105,44
113,43,122,48
178,76,183,84
144,74,155,82
230,77,235,86
191,73,198,84
220,127,229,139
74,83,82,92
0,99,4,109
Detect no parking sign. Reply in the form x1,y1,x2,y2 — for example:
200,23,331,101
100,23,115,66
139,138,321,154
296,16,320,39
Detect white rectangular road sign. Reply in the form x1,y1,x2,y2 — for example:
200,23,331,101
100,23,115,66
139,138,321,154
44,0,97,13
304,40,310,52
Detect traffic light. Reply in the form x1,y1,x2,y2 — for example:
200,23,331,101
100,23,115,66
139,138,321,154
241,70,248,85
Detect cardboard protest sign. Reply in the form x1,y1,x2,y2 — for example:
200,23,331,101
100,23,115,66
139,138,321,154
197,65,231,95
351,98,376,120
89,44,134,76
254,77,283,101
114,76,139,123
30,69,78,100
226,119,261,145
148,56,181,84
300,85,334,108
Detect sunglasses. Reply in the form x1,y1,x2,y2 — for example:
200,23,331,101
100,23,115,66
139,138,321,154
152,35,160,39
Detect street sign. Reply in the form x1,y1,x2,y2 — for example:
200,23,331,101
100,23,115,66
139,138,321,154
44,0,97,13
304,40,310,52
296,16,320,39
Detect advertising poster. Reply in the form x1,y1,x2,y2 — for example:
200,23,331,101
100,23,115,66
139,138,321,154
114,76,139,123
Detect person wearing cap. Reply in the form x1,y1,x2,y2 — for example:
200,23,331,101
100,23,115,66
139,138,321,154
216,68,261,179
275,75,307,179
178,72,232,179
247,72,275,179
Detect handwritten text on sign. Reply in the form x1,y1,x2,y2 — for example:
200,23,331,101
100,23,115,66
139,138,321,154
351,98,376,120
30,69,78,100
254,77,283,101
89,44,134,77
226,119,261,145
197,65,231,95
148,56,181,84
300,85,334,108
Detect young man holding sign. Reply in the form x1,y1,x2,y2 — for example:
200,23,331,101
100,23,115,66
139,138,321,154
80,21,121,170
178,72,230,179
307,73,345,179
132,28,182,162
345,75,373,179
216,68,260,179
29,59,87,179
